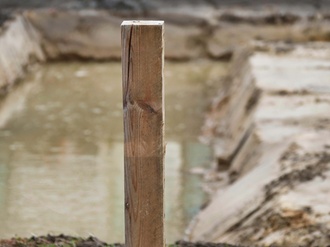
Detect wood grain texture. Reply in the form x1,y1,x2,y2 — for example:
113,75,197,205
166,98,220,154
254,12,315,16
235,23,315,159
121,21,165,247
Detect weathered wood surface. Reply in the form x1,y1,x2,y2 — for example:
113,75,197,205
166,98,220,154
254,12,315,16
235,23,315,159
121,20,165,247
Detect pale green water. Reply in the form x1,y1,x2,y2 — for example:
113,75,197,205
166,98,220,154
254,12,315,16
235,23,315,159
0,61,227,243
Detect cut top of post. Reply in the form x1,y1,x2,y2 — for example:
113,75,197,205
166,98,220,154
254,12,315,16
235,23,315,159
121,20,164,26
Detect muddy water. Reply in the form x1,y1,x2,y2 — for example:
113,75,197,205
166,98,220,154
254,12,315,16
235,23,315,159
0,61,227,243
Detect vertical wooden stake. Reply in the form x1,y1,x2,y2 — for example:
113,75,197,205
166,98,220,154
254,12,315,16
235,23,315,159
121,21,165,247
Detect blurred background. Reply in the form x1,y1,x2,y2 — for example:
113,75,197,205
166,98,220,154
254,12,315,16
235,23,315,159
0,1,330,246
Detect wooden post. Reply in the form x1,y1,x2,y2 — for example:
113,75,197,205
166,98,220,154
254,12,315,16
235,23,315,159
121,21,165,247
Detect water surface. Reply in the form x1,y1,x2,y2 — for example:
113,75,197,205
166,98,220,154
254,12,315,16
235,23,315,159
0,61,227,243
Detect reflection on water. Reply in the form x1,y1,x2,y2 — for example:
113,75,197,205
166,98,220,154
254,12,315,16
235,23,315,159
0,61,227,243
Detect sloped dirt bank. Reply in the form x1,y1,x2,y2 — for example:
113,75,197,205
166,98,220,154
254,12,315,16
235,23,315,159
190,43,330,246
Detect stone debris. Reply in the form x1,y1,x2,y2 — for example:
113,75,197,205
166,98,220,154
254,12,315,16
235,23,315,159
191,44,330,246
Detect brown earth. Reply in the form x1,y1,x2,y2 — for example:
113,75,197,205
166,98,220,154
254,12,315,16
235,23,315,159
0,235,243,247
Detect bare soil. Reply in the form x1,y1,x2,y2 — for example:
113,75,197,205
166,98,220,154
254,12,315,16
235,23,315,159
0,235,243,247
